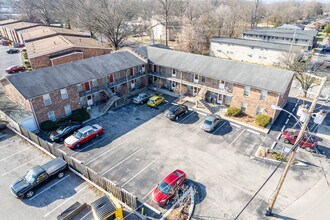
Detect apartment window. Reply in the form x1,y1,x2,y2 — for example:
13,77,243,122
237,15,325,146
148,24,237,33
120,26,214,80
172,69,176,77
241,102,247,113
92,79,98,87
201,76,205,83
243,86,250,96
47,111,56,121
60,88,68,100
43,94,52,106
260,90,268,100
256,106,263,115
77,84,83,92
248,54,253,57
64,104,72,116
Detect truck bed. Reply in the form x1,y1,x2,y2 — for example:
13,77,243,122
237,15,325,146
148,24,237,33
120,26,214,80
42,158,67,176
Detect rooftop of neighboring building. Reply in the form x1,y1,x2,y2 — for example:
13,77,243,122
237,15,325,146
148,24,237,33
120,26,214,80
6,50,145,99
0,19,20,26
277,24,305,30
243,28,317,40
210,37,303,52
2,21,41,30
19,26,90,42
25,35,110,58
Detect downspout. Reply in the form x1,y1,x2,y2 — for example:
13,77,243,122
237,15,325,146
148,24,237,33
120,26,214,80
29,99,40,131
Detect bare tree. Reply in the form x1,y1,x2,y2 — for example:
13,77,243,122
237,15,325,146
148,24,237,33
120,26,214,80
156,0,176,46
252,0,262,28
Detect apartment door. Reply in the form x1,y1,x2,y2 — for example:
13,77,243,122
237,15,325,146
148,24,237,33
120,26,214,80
130,68,134,76
217,94,223,104
193,87,198,96
108,74,114,83
84,82,91,91
87,95,93,106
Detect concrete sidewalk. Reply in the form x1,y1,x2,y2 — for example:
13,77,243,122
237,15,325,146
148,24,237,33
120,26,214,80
277,161,330,220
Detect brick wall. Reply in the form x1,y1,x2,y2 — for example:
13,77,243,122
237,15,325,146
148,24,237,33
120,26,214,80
231,84,278,117
81,47,112,59
51,52,83,66
0,78,32,112
30,85,81,124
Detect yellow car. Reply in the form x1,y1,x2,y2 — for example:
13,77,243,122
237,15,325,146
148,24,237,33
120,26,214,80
147,95,165,107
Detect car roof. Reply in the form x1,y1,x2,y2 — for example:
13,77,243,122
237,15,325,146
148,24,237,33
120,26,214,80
138,93,147,96
150,95,161,100
163,170,183,186
205,115,218,121
78,125,93,133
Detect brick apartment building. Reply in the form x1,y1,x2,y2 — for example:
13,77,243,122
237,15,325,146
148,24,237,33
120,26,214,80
25,35,112,69
1,46,293,131
0,21,41,44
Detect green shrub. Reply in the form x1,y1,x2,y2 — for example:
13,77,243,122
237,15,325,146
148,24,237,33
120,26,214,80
71,109,90,122
40,120,57,132
226,107,241,117
272,151,285,161
255,114,271,127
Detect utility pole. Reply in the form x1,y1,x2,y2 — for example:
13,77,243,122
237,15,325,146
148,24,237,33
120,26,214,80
265,75,327,216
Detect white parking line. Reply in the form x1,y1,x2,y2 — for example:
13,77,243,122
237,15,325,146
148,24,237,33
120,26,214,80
44,186,87,217
122,157,160,187
29,175,70,200
179,111,195,123
79,210,92,220
0,146,32,162
71,136,110,156
230,122,242,128
0,142,16,150
85,142,125,165
2,156,43,176
143,202,162,215
271,142,277,149
229,129,245,146
285,119,289,125
277,133,282,140
102,148,142,175
191,118,206,131
209,122,227,138
247,129,261,135
281,125,286,132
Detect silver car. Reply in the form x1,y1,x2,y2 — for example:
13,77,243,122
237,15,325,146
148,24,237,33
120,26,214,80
132,93,150,104
200,115,221,132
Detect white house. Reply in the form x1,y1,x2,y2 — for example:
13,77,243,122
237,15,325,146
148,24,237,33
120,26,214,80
209,37,303,66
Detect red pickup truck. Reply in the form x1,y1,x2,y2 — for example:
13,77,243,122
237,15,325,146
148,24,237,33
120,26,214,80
5,65,25,74
282,129,318,152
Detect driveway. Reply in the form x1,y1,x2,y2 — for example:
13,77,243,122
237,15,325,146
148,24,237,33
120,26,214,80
0,44,23,79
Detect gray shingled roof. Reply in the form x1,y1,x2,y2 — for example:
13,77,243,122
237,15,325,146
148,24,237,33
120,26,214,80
210,37,303,52
146,46,294,94
6,51,145,99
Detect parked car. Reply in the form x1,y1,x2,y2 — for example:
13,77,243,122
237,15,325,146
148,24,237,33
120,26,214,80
10,158,67,199
282,129,318,151
64,124,104,149
2,40,11,46
6,48,20,54
200,115,221,132
49,124,83,142
5,65,25,74
152,169,186,206
132,93,151,104
147,95,165,108
164,104,188,121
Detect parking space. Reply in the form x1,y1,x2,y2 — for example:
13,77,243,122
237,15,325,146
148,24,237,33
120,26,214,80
0,128,102,220
0,45,23,78
56,93,326,218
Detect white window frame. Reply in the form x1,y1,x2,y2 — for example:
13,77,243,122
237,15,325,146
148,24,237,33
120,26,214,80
64,104,72,116
260,90,268,100
60,88,68,100
256,106,263,115
241,102,247,113
47,111,56,121
77,84,83,92
92,79,98,87
172,69,176,77
43,94,52,106
244,86,250,96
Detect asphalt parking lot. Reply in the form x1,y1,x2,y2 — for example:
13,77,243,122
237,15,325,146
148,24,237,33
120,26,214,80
56,93,328,219
0,44,23,78
0,128,102,220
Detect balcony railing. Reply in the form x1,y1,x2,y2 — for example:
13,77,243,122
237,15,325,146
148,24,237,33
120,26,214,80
79,71,146,97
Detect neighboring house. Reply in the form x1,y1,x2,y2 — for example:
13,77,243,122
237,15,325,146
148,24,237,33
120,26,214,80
19,26,90,43
25,35,112,69
277,24,305,30
1,46,293,130
0,21,41,44
150,16,180,42
242,28,317,49
209,37,303,66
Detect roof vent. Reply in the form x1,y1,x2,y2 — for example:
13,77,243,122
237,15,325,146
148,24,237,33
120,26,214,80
54,41,56,45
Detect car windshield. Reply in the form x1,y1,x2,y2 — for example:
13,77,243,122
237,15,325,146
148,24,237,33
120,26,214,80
25,170,36,184
158,181,172,195
169,106,178,112
204,120,213,125
74,131,83,139
56,126,66,134
149,99,155,103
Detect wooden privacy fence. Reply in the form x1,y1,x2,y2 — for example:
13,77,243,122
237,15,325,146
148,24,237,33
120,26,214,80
8,123,137,210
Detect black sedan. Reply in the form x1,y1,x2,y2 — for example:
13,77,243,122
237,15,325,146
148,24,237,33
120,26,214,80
49,124,82,142
164,104,188,121
6,48,20,54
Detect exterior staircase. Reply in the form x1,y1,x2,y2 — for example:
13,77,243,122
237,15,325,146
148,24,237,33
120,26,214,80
195,86,215,114
101,88,120,113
